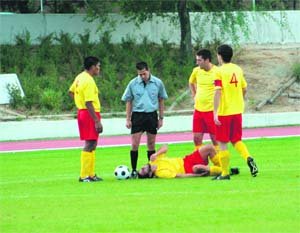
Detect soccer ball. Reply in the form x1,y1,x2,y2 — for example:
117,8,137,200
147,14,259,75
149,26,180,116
114,165,131,180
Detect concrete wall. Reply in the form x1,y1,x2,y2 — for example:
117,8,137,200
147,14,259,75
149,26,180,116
0,11,299,45
0,112,300,141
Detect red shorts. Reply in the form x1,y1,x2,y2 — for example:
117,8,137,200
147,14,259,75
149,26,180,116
183,150,208,174
77,110,101,141
216,114,242,143
193,110,216,134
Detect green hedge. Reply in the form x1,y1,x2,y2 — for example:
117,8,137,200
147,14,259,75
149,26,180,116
1,31,220,114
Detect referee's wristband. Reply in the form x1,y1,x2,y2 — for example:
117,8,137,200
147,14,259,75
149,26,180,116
159,116,164,120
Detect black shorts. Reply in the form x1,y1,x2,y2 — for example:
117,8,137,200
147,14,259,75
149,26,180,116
131,112,158,134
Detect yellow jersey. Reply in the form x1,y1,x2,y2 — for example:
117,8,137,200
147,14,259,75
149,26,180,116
214,63,247,116
189,65,219,112
150,153,185,178
69,71,101,112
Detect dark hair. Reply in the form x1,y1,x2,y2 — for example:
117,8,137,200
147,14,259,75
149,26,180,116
217,44,233,63
138,172,151,179
196,49,212,62
137,164,154,179
136,61,148,71
84,56,100,70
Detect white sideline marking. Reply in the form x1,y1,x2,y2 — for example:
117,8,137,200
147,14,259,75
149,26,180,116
0,188,299,200
0,167,299,186
0,134,299,153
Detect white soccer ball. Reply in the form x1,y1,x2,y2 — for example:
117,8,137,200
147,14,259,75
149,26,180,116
114,165,131,180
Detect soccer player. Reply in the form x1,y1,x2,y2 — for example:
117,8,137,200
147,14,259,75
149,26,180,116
138,144,239,179
213,44,258,180
69,56,103,182
121,61,168,178
189,49,219,150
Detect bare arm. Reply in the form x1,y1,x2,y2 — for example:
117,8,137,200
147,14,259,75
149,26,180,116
157,98,165,129
125,101,132,129
175,173,208,178
243,88,247,98
150,144,168,161
86,101,102,133
213,89,221,126
68,91,74,99
189,83,196,98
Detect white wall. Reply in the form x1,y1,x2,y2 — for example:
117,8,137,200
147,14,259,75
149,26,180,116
0,74,25,104
0,11,299,45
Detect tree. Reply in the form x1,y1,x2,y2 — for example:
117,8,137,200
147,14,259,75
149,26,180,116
86,0,292,62
121,0,253,62
86,0,252,62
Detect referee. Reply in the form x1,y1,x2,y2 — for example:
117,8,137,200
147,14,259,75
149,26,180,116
121,61,168,178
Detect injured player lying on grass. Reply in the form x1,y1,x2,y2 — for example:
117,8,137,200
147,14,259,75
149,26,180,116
138,144,239,179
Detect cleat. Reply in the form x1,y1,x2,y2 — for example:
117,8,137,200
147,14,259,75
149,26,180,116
79,177,91,182
131,170,138,179
230,167,240,175
89,174,103,182
212,174,230,180
247,157,258,177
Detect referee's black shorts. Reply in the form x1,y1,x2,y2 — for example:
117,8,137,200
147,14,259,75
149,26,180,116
131,111,158,135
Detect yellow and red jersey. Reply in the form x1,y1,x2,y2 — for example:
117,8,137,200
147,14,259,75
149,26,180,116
149,153,185,178
214,63,247,116
189,65,219,112
69,71,101,112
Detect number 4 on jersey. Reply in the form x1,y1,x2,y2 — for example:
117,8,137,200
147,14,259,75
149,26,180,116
230,73,238,87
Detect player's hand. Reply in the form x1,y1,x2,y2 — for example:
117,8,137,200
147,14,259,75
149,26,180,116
126,119,132,129
214,114,221,126
150,153,157,162
95,121,103,134
157,119,163,129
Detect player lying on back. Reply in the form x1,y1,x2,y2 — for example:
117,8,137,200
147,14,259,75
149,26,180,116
138,144,239,179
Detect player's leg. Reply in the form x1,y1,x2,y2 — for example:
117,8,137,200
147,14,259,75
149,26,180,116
193,133,204,150
145,111,158,161
231,114,258,177
80,140,95,182
82,140,102,181
146,132,156,161
204,111,219,150
217,142,230,176
213,115,231,180
130,132,143,177
78,110,101,182
198,144,215,164
199,144,220,166
130,112,144,178
193,110,205,149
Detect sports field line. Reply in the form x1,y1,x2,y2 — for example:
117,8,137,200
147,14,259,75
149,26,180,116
0,167,299,186
1,187,299,200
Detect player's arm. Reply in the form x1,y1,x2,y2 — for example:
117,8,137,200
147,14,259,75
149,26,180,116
175,173,208,178
213,89,221,126
68,80,76,99
189,83,196,98
68,91,74,99
242,87,247,98
86,101,103,133
157,98,164,129
150,144,168,161
125,101,132,129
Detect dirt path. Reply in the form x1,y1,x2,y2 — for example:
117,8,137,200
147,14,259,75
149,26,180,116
237,44,300,113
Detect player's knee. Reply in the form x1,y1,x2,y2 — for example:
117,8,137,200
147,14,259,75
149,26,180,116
193,136,202,145
131,143,139,151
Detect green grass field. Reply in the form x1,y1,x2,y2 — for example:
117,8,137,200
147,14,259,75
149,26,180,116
0,137,299,233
